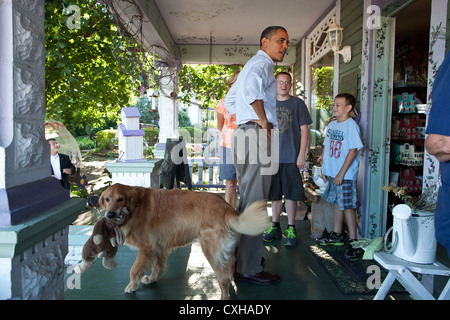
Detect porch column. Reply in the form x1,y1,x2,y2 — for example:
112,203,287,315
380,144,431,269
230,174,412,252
0,0,84,299
153,64,181,158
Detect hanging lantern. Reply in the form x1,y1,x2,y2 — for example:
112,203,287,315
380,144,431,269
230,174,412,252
327,17,352,63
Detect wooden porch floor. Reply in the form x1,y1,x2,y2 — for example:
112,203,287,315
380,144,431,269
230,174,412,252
64,212,450,301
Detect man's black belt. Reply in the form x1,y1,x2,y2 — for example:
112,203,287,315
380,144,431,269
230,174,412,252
238,121,262,128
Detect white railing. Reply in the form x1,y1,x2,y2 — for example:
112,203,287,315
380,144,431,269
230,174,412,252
185,128,225,189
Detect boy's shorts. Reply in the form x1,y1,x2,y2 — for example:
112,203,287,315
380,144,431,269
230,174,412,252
268,163,305,201
321,176,358,210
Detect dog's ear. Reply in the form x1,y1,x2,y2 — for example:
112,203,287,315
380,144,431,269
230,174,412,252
128,186,144,209
99,192,106,208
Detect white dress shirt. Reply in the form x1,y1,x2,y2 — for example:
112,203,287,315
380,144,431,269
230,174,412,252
50,154,62,180
224,50,278,129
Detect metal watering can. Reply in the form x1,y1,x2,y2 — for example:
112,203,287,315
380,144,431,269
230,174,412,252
384,204,437,264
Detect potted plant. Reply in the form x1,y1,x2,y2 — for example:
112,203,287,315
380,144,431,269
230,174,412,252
382,182,438,213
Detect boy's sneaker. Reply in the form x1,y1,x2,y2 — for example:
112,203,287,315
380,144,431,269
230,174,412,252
318,232,344,246
284,226,298,247
345,240,364,261
263,225,282,242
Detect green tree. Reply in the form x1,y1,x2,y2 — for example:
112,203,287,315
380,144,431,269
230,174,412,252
45,0,138,135
312,66,334,109
178,64,240,110
178,64,292,110
178,110,192,127
133,97,160,125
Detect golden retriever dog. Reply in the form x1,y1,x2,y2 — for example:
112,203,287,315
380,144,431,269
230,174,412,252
99,183,270,300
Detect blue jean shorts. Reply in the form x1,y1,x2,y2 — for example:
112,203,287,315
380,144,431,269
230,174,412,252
219,146,236,180
321,176,358,210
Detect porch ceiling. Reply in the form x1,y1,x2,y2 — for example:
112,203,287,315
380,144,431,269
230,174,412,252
156,0,334,46
125,0,336,65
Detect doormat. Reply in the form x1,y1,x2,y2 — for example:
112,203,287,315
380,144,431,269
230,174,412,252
308,244,406,295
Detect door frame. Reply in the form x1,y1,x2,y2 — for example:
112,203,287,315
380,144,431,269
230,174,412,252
359,1,399,238
360,0,448,238
365,16,396,238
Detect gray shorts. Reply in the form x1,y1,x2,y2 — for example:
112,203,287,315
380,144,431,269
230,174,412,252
268,163,305,201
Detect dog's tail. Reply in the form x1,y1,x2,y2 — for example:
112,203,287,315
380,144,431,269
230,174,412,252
230,201,271,236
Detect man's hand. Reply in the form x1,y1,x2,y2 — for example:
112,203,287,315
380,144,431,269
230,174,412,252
254,119,273,140
250,100,273,140
426,133,450,162
296,155,307,170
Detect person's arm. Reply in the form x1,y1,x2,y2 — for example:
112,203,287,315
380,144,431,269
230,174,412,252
68,157,76,175
425,133,450,162
217,112,225,132
61,155,75,175
251,99,273,140
224,84,236,115
318,147,327,180
334,148,357,185
297,124,309,169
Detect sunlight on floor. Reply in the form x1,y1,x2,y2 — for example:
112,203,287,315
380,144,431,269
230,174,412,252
264,244,279,253
307,265,318,278
185,240,221,300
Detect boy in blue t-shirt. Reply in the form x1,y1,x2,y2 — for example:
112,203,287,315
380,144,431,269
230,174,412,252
318,93,363,261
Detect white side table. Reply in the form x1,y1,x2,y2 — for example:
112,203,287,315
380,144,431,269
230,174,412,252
373,251,450,300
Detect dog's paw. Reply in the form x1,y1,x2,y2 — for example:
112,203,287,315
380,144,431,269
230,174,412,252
141,276,157,285
124,283,137,294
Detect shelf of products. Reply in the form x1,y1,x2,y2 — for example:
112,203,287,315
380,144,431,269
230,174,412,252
389,89,427,195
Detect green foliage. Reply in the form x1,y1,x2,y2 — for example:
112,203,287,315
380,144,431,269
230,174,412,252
179,126,204,140
178,64,241,110
312,66,334,109
143,127,159,147
132,97,159,125
178,64,291,110
70,183,89,198
96,129,117,150
75,135,96,150
45,0,138,134
178,110,192,127
46,0,294,134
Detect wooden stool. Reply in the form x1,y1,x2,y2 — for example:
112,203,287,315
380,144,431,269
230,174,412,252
304,187,334,239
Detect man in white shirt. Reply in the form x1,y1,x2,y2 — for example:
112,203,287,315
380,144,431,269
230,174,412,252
225,26,289,285
48,138,75,190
